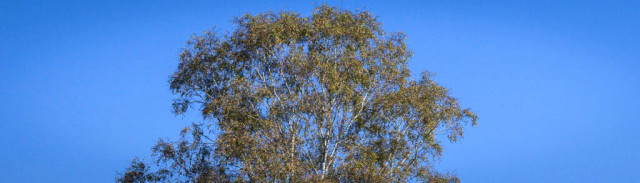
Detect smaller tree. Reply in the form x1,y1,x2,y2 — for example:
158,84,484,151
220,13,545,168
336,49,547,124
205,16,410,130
116,158,164,183
117,124,227,182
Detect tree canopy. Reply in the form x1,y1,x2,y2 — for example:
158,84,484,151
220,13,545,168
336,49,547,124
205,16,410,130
117,5,477,183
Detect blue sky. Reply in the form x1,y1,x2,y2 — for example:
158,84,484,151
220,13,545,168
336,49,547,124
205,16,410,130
1,0,638,182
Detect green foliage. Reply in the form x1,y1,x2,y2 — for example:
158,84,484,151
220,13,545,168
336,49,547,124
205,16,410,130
118,5,477,183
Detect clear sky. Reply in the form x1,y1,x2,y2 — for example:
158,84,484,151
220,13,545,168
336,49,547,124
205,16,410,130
1,0,638,182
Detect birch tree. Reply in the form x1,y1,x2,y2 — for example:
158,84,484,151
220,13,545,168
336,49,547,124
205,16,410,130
118,5,477,183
